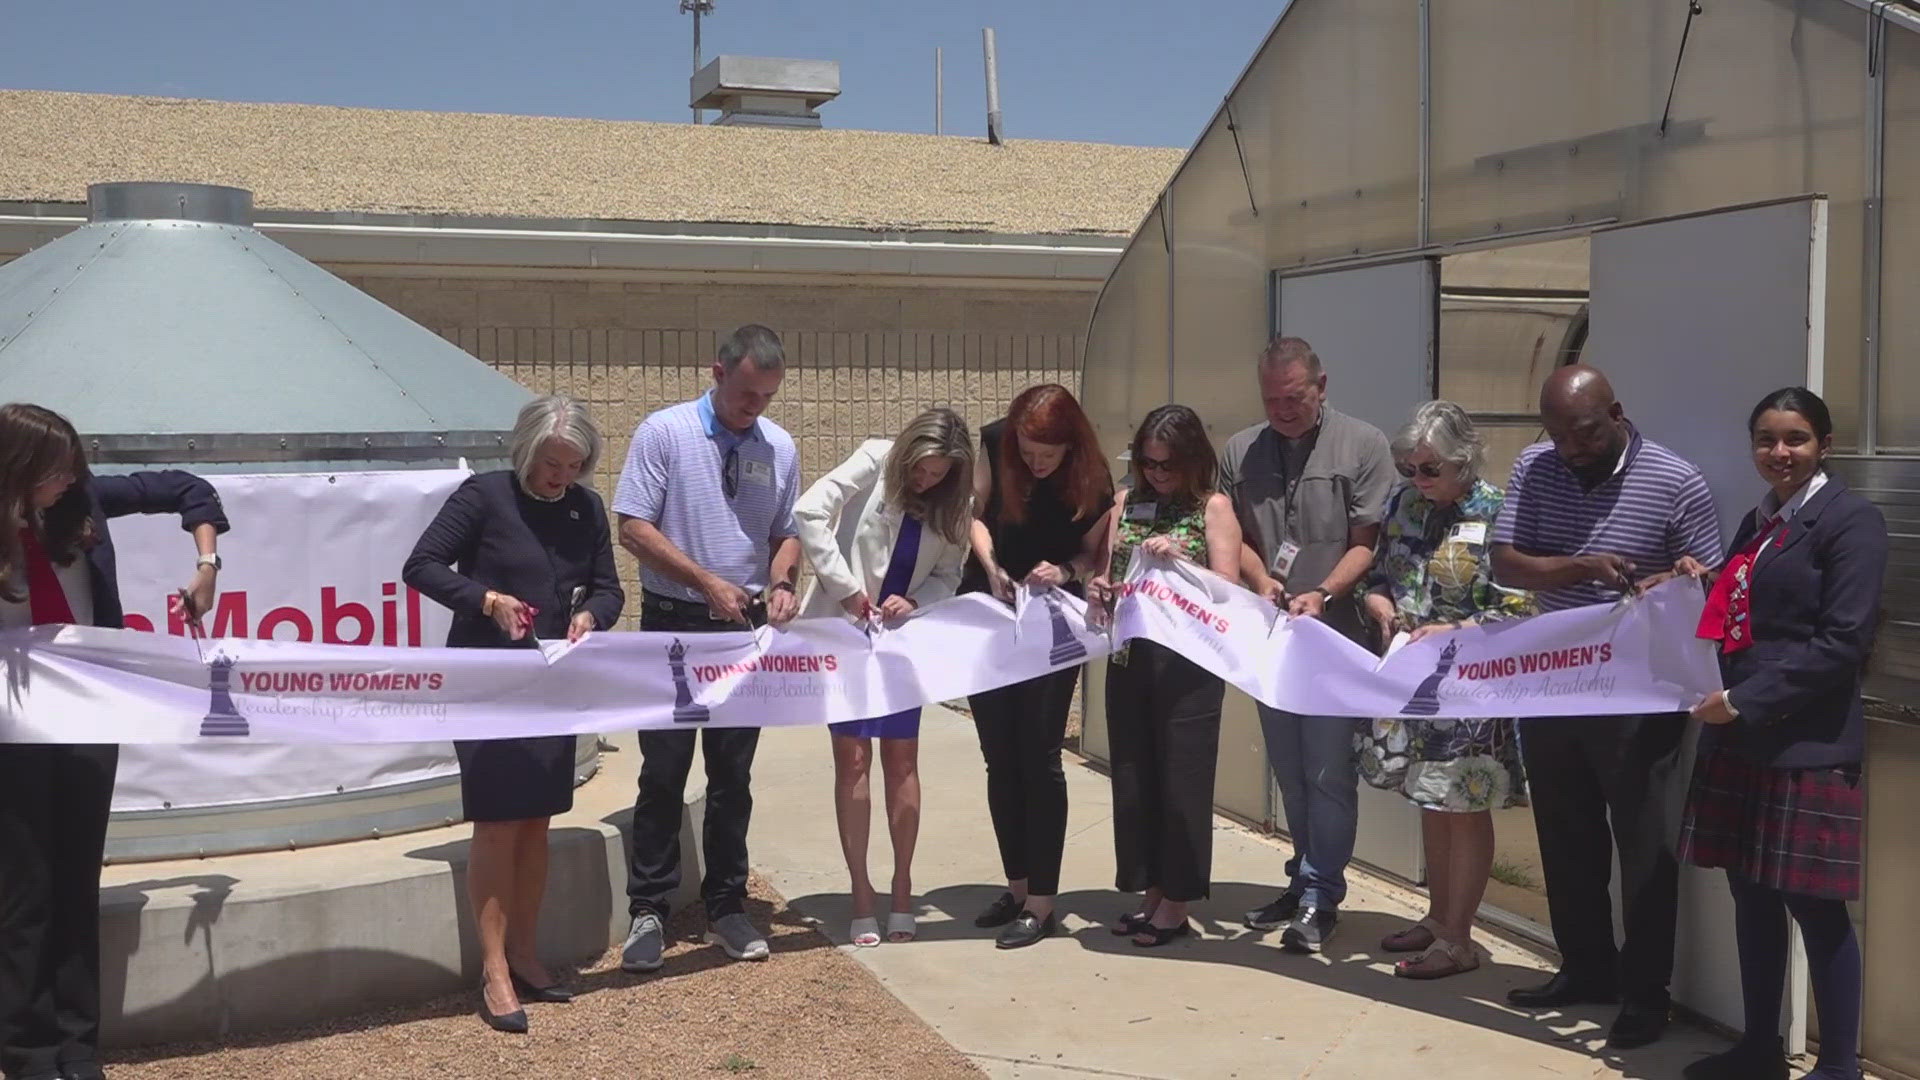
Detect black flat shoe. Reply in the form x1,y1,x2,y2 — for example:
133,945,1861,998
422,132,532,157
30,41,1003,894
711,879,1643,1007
995,910,1058,949
1131,920,1192,948
512,972,574,1004
1605,999,1670,1050
1110,911,1152,936
1506,969,1619,1008
974,891,1023,929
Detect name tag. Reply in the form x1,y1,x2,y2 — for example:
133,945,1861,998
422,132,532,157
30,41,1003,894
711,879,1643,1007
1271,540,1301,579
742,459,773,486
1449,522,1488,546
1126,501,1158,523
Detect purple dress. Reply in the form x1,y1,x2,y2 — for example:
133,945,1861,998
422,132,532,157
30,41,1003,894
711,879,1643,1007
828,515,924,740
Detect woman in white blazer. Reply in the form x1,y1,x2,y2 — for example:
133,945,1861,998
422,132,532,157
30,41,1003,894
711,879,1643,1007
795,407,975,947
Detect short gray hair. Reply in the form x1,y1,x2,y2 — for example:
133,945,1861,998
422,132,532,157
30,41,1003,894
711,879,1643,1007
1391,400,1484,483
1258,335,1323,377
509,395,602,487
718,324,786,373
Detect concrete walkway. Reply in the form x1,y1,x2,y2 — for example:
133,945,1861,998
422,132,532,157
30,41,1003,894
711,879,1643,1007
750,705,1736,1080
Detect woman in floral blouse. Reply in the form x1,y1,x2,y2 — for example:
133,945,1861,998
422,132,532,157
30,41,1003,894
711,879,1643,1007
1356,400,1533,979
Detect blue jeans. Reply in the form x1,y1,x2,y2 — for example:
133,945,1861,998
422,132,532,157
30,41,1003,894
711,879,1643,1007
1257,704,1359,909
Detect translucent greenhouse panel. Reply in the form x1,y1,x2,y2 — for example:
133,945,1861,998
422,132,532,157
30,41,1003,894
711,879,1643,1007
1252,0,1421,267
1880,25,1920,450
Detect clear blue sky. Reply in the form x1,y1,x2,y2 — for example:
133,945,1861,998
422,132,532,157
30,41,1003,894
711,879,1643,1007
0,1,1287,149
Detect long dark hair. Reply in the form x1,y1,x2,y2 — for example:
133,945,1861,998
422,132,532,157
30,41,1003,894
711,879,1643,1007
1748,386,1834,442
1128,404,1217,509
0,403,94,602
997,384,1109,525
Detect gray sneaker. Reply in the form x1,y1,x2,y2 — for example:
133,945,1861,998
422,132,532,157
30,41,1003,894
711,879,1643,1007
705,912,770,961
621,913,665,972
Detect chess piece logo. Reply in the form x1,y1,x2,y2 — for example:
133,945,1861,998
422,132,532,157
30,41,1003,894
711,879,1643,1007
1041,589,1089,666
200,655,250,737
667,638,711,724
1400,639,1461,717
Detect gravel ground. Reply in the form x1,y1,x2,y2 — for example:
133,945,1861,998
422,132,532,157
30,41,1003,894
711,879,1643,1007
106,873,982,1080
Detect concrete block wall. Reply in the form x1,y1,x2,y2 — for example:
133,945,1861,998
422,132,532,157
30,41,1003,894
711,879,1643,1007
338,273,1094,619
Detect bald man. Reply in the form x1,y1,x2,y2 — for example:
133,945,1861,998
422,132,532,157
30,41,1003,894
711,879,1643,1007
1490,364,1722,1049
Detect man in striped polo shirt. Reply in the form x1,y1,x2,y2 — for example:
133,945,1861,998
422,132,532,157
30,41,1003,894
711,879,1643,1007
1492,364,1722,1050
612,324,804,973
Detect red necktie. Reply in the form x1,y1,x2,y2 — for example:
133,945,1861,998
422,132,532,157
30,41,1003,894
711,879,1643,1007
1696,515,1784,654
18,527,77,625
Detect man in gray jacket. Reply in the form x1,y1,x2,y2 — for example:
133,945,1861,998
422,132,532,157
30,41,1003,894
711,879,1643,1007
1221,336,1394,954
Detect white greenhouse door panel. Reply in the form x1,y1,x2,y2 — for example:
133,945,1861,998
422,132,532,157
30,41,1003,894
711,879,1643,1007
1272,258,1437,882
1587,195,1827,1052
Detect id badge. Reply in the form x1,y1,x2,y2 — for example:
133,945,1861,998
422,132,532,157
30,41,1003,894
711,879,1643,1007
1126,501,1158,523
1271,540,1301,580
742,459,773,486
1449,522,1488,546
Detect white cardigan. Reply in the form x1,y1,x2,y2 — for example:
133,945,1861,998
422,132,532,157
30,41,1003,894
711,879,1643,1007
795,439,968,621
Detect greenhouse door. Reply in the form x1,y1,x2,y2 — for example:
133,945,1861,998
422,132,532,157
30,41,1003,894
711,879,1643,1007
1272,258,1438,882
1587,195,1829,1051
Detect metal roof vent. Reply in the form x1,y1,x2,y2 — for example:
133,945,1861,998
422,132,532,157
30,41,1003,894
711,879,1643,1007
690,55,841,128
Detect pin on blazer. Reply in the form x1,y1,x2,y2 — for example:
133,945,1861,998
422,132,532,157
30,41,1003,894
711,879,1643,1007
794,439,968,621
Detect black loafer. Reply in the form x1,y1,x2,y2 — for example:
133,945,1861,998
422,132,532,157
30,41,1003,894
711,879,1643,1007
59,1067,105,1080
1506,970,1619,1008
512,972,574,1004
974,891,1023,929
1605,999,1670,1050
995,910,1058,949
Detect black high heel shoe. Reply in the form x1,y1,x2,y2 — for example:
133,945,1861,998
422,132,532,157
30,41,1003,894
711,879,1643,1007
1131,920,1193,949
512,972,574,1004
1110,911,1153,936
478,988,529,1034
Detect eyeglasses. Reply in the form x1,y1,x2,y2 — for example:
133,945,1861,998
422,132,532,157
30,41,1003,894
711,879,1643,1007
1137,456,1176,475
722,444,741,499
1396,461,1449,480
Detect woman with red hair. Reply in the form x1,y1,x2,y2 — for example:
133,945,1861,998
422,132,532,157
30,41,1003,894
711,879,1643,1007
963,384,1112,949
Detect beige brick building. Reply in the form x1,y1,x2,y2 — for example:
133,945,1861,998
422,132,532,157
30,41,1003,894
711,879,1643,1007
0,89,1179,606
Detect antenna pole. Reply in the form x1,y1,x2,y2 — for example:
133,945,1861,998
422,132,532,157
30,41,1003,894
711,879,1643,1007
982,28,1003,144
682,0,715,124
935,46,944,135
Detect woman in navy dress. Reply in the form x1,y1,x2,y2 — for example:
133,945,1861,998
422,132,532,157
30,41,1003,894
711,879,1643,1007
794,408,975,947
404,395,624,1033
0,403,228,1080
1674,388,1888,1080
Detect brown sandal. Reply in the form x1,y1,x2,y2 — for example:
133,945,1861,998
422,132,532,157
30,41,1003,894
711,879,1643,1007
1380,917,1441,954
1393,939,1480,980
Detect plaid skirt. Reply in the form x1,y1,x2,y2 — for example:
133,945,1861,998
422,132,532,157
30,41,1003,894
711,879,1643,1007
1677,746,1863,900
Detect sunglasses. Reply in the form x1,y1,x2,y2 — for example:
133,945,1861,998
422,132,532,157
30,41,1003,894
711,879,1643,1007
1137,456,1177,475
1396,461,1449,480
722,444,741,499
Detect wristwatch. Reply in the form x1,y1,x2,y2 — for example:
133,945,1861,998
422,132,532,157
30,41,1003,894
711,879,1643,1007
771,581,796,595
1305,586,1331,601
196,554,222,572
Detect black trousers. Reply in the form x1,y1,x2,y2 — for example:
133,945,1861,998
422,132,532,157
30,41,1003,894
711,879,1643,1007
1105,643,1223,902
1519,712,1686,1005
0,744,117,1080
627,595,761,923
968,665,1079,897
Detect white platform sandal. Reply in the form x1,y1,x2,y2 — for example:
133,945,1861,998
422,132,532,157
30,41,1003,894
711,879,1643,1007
886,911,917,943
849,916,881,948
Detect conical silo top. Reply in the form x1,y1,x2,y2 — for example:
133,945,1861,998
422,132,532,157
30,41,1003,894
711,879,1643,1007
0,181,530,464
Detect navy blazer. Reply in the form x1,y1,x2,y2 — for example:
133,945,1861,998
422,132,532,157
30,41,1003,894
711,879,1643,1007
1715,475,1889,768
403,471,625,649
76,471,232,629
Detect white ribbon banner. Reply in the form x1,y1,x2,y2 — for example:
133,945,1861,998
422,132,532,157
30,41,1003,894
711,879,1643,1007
0,557,1721,744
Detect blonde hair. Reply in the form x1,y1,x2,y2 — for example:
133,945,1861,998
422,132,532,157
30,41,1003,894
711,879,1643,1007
886,408,974,545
